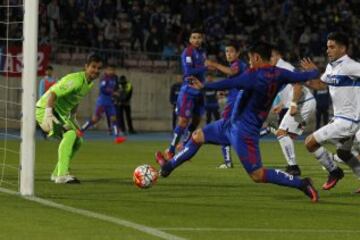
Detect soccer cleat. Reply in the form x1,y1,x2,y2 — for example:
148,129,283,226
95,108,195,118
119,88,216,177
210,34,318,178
300,178,319,203
164,149,174,161
217,163,233,169
322,167,344,190
155,151,171,177
285,165,301,176
114,136,127,144
54,175,80,184
354,188,360,194
155,151,167,167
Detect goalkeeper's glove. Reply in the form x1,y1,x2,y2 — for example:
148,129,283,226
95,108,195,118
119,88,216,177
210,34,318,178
40,107,59,132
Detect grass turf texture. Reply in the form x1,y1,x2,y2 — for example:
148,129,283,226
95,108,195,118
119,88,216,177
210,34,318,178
1,139,360,240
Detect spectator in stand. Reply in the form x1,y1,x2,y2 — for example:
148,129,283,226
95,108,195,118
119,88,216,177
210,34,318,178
146,26,163,59
129,3,145,51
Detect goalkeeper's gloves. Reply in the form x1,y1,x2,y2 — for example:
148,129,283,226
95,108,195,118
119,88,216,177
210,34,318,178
40,107,59,132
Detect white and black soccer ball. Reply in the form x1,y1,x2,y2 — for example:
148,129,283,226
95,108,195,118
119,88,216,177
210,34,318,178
133,164,159,189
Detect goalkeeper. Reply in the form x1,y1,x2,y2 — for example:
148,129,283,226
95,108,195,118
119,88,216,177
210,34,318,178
35,54,103,184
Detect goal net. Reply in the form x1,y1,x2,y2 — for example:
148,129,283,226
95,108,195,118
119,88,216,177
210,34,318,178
0,0,38,196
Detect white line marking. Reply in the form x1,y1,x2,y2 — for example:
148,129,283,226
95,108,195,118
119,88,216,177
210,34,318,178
158,227,360,233
0,187,186,240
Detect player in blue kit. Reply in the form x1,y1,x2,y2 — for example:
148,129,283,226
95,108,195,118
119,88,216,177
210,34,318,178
81,64,126,144
163,29,209,160
206,41,248,168
156,42,320,202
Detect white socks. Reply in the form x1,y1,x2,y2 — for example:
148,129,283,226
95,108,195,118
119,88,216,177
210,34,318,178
278,135,296,166
313,147,337,172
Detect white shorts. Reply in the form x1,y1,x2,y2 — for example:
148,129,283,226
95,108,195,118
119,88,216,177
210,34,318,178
279,98,316,135
313,118,360,150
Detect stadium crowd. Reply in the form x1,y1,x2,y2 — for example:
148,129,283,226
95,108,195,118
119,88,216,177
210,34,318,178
1,0,360,62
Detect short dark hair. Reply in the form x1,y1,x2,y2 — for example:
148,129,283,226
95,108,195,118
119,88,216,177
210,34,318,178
46,65,53,71
327,32,349,50
271,44,285,56
248,41,273,61
225,41,240,52
190,28,203,35
86,53,103,65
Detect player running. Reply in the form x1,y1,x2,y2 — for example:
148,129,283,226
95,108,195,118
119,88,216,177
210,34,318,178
156,42,320,202
81,64,126,144
36,54,103,184
164,29,209,160
270,47,316,176
304,32,360,190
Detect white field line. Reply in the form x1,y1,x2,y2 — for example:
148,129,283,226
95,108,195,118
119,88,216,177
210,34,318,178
158,227,360,233
0,187,186,240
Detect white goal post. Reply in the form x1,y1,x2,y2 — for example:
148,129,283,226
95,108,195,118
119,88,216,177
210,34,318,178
20,0,39,196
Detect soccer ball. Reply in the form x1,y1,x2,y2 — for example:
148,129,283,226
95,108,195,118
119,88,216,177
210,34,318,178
133,164,159,189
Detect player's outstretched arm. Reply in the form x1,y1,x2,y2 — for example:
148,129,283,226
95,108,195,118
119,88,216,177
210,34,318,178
202,72,251,91
280,60,320,84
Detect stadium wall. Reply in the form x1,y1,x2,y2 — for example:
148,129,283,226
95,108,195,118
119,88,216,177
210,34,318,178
0,64,320,132
0,65,176,131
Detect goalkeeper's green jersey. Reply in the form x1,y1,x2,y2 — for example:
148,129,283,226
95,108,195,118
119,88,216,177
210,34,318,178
36,71,94,117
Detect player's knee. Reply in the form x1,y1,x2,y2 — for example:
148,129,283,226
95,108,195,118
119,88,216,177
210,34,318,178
305,134,319,152
191,129,205,144
64,130,77,140
336,149,353,163
177,117,188,128
249,168,266,183
276,129,287,137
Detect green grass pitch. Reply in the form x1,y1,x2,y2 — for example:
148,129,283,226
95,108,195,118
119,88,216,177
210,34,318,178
1,138,360,240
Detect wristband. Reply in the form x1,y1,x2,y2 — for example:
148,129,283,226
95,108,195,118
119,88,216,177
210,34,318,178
290,102,297,107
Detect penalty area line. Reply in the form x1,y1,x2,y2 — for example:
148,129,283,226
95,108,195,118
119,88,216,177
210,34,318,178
0,187,186,240
158,227,360,234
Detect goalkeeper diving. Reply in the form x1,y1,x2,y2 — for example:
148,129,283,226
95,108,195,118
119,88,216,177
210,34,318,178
36,54,103,184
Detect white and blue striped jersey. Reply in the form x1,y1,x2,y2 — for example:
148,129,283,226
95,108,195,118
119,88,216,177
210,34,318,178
276,58,314,107
321,55,360,122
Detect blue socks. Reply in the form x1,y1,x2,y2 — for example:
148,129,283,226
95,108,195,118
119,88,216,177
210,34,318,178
263,168,302,188
182,123,196,145
168,125,185,153
163,139,201,173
